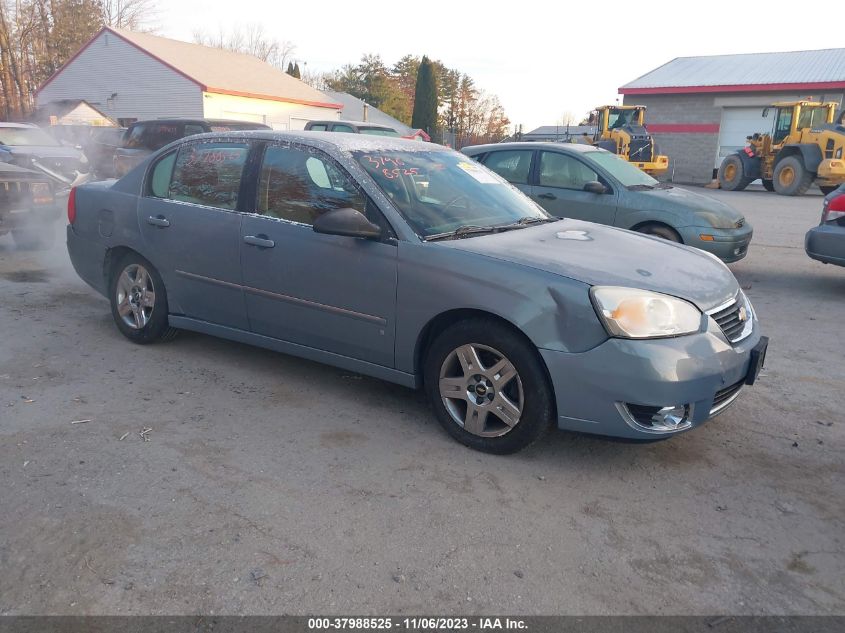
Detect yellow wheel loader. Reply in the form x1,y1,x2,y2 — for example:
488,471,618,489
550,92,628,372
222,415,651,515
718,101,845,196
584,105,669,176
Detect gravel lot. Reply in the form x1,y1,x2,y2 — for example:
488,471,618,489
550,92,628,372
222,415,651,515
0,186,842,615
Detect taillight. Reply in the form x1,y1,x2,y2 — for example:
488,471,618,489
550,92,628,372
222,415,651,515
822,194,845,223
30,182,53,205
67,187,77,225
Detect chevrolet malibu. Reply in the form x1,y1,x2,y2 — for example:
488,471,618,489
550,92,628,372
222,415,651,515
66,132,768,453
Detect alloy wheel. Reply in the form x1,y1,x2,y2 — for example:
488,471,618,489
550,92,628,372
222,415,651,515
438,343,524,437
115,263,155,330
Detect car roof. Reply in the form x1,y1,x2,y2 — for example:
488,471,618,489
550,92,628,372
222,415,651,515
130,118,268,127
0,122,38,129
462,141,602,154
308,120,396,129
180,129,448,154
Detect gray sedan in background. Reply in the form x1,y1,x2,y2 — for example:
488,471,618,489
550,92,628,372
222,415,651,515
67,132,767,453
462,142,753,263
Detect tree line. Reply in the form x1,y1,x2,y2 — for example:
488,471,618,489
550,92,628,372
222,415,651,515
0,0,155,120
310,53,510,147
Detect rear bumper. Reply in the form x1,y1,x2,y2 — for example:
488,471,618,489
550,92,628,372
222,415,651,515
540,318,762,440
67,224,109,296
805,224,845,267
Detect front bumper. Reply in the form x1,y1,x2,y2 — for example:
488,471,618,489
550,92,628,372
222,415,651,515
805,224,845,267
680,224,753,263
540,317,762,440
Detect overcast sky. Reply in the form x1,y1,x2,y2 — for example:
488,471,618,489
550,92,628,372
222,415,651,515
158,0,830,132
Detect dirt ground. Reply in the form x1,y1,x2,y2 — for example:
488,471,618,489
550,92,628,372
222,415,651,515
0,186,842,615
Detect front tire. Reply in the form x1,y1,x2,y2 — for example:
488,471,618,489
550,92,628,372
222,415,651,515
635,223,682,243
109,253,177,344
773,156,813,196
424,319,554,454
718,154,752,191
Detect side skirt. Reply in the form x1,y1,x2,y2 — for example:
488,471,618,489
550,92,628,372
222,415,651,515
168,315,418,389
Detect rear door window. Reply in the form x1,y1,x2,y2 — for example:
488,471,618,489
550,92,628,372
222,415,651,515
144,123,182,150
332,124,355,133
166,142,250,210
481,150,533,184
308,124,328,131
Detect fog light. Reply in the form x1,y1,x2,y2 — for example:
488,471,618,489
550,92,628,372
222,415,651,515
618,402,693,434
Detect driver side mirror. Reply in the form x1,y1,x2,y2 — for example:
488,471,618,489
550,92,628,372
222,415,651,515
583,181,608,195
313,207,383,239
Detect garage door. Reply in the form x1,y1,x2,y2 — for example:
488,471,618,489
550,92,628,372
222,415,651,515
716,107,774,169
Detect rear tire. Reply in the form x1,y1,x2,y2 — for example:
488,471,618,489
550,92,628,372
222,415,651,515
762,179,775,192
718,155,752,191
423,319,554,454
635,223,682,243
109,252,177,344
773,156,813,196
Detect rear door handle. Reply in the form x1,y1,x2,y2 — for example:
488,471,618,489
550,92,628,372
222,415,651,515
146,215,170,227
243,235,275,248
537,193,557,200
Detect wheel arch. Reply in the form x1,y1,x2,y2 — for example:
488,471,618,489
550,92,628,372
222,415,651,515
102,245,154,289
413,308,555,401
775,144,821,173
629,220,684,243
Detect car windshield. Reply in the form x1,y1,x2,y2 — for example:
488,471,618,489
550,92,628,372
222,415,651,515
354,150,550,238
359,127,401,137
582,150,658,188
0,126,60,147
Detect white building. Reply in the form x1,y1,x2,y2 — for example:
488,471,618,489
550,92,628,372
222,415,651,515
36,27,342,130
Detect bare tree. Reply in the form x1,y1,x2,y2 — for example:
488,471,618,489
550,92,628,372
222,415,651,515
101,0,158,31
193,24,295,70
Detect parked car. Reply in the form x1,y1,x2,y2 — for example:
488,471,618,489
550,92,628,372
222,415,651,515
0,161,60,249
113,119,271,177
84,126,127,179
462,142,753,263
0,122,89,190
805,183,845,267
67,132,767,453
305,120,401,137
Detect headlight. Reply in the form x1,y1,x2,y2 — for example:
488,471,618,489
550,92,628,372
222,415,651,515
694,210,738,229
590,286,702,338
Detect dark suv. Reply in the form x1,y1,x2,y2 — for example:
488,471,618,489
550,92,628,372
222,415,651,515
113,118,271,177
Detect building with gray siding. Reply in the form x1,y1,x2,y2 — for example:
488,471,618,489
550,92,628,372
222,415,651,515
620,49,845,183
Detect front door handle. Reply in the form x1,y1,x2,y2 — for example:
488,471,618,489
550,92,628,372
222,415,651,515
243,235,275,248
147,215,170,228
537,193,557,200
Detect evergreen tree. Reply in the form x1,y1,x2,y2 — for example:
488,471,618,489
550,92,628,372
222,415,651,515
286,62,295,76
293,62,301,79
412,56,438,139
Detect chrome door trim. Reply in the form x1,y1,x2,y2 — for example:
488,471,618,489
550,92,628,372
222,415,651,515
175,270,387,326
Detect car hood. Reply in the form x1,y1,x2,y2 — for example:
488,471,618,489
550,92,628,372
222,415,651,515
1,145,85,161
633,186,745,228
438,220,739,311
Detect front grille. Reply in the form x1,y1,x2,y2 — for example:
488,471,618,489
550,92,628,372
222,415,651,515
710,298,748,343
710,379,744,415
628,139,653,162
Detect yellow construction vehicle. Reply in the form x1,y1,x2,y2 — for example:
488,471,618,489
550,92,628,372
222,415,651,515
718,101,845,195
584,105,669,176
